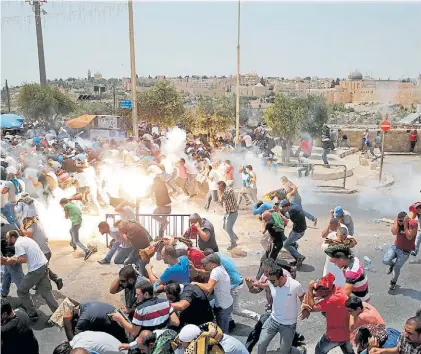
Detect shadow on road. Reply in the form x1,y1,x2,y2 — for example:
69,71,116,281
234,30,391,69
297,264,315,273
231,322,254,337
388,286,421,301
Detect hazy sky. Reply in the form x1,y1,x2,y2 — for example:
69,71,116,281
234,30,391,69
1,1,421,86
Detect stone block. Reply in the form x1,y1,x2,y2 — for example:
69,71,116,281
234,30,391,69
360,158,369,166
369,162,377,170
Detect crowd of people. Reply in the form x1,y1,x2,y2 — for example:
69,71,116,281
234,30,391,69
1,124,420,354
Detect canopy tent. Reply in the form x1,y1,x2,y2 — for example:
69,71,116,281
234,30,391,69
0,114,24,129
65,114,96,129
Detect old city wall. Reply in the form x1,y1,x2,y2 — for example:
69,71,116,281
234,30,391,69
338,125,421,152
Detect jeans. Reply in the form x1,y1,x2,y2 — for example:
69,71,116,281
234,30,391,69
124,249,148,277
257,316,302,354
382,245,410,283
1,263,24,296
113,247,133,264
204,190,219,210
44,252,59,283
70,224,89,253
415,232,421,255
231,282,260,321
223,211,238,247
298,165,311,177
315,334,354,354
214,304,233,333
246,313,271,352
104,241,121,263
152,205,171,238
238,187,257,205
284,230,305,260
322,149,330,165
17,264,59,317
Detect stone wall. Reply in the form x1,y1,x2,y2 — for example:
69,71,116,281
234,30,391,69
338,127,421,152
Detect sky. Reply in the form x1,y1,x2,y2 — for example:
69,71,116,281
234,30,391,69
1,1,421,86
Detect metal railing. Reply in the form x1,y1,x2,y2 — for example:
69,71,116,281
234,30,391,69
105,213,192,246
311,163,348,189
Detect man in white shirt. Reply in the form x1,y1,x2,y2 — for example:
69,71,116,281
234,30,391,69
203,165,220,211
242,134,253,149
53,331,125,354
192,253,233,333
1,230,59,321
255,265,306,354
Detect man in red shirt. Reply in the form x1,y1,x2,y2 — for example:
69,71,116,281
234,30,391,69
409,130,418,152
382,212,418,290
301,273,353,354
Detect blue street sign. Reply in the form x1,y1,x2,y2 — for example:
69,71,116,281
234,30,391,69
120,100,132,109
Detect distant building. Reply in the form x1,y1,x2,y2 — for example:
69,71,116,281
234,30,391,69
240,73,259,86
88,69,91,80
94,72,102,80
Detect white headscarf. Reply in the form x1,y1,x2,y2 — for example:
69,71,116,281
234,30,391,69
178,324,201,342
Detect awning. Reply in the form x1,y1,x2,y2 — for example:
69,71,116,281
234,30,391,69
65,114,96,129
0,114,24,129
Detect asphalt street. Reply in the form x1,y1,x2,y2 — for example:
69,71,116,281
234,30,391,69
5,156,421,354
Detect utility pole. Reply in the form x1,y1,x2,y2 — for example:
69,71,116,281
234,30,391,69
5,80,11,113
128,0,138,140
28,0,47,85
235,0,241,147
113,85,116,114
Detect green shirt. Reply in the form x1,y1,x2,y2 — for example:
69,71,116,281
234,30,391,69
271,212,285,232
64,202,82,225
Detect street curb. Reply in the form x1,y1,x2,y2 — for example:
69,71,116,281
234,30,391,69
313,188,358,194
384,152,421,156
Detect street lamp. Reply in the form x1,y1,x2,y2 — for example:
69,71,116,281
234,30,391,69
235,0,241,147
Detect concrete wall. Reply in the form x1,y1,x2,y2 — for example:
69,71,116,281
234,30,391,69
339,127,421,152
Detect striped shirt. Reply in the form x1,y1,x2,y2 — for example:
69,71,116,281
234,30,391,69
344,257,370,302
220,188,238,214
132,298,173,330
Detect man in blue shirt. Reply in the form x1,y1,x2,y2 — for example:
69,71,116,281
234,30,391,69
145,245,190,293
252,201,273,216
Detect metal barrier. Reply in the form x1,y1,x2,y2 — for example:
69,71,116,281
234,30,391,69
311,163,348,189
105,213,192,246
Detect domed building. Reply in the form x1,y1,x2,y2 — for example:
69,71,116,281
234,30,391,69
347,70,363,81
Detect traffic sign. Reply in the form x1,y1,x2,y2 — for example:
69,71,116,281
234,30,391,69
380,120,391,132
120,100,132,109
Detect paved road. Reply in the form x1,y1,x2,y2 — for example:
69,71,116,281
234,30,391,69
7,156,421,353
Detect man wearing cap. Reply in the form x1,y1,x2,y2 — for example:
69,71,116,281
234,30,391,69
331,206,354,236
325,244,370,302
301,273,353,354
192,253,233,333
279,199,307,268
383,212,418,290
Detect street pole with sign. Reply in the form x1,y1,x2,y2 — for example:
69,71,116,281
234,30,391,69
379,118,391,182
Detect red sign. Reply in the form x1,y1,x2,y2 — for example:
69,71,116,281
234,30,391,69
380,120,391,132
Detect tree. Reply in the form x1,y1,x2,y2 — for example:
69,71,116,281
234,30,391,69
71,100,114,118
298,95,329,138
264,94,304,160
17,83,76,125
304,76,311,81
260,76,266,86
335,78,340,86
330,80,335,88
186,96,234,141
136,80,184,127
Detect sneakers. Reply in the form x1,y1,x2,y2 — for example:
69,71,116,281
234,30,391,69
313,218,318,227
29,314,39,322
389,281,397,290
97,259,110,265
70,242,76,251
229,320,236,331
227,245,237,251
386,264,394,275
55,278,64,290
84,250,93,260
295,257,306,268
410,250,418,257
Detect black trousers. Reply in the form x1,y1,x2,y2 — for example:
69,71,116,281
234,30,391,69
256,235,284,280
